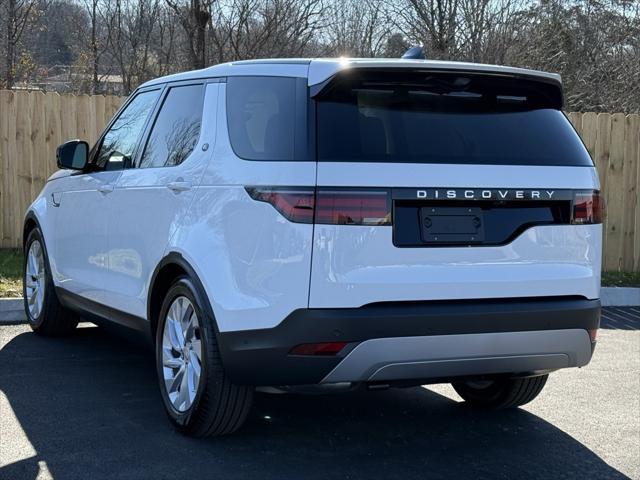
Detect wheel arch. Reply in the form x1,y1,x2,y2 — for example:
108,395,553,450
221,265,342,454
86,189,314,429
148,252,217,341
23,211,42,249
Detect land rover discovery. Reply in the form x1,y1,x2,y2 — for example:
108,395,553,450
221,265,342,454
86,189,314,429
23,58,602,437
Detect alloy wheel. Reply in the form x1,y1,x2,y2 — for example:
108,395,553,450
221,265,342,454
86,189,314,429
25,240,45,320
161,296,203,412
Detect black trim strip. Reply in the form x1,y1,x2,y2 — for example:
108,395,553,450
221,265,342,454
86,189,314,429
56,287,149,335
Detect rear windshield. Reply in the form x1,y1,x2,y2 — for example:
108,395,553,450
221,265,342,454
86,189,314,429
316,71,593,166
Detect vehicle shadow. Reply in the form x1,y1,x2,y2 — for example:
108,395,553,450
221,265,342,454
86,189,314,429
0,326,629,480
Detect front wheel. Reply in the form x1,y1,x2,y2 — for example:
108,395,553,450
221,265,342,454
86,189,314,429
23,227,78,335
156,276,253,437
452,374,548,409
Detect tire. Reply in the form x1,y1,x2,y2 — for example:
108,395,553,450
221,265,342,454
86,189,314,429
452,374,548,409
23,227,78,336
155,276,253,437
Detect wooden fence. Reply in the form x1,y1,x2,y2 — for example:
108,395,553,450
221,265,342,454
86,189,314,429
566,112,640,272
0,90,638,271
0,91,124,250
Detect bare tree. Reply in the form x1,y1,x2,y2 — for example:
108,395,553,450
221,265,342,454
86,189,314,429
209,0,327,62
2,0,37,88
2,0,639,113
384,33,410,58
324,0,389,57
166,0,213,69
104,0,162,93
506,0,640,112
456,0,523,63
78,0,112,93
87,0,100,93
155,5,179,75
394,0,461,59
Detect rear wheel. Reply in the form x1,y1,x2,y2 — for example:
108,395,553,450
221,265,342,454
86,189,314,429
452,374,548,409
23,227,78,335
156,276,253,437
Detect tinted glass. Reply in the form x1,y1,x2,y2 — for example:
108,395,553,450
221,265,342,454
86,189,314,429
95,90,159,170
316,72,592,166
227,76,297,161
139,84,204,168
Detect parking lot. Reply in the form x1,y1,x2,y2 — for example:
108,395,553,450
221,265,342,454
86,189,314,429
0,308,638,480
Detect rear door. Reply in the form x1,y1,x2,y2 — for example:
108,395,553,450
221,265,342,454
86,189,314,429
309,69,601,308
103,81,211,319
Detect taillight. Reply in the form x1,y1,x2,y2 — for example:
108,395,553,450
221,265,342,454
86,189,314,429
572,191,603,224
245,187,392,225
245,187,315,224
315,190,391,225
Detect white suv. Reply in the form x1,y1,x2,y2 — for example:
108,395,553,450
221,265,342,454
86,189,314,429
23,58,602,437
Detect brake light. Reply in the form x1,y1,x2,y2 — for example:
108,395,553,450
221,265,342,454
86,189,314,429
572,191,603,224
245,187,315,224
245,187,392,225
289,342,348,356
315,190,391,225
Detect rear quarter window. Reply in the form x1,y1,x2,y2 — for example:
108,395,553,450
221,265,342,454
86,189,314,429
226,76,309,161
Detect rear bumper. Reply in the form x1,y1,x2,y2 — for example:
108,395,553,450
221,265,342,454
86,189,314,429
217,296,600,386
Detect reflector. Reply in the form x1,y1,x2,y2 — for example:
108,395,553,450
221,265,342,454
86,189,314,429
289,342,348,356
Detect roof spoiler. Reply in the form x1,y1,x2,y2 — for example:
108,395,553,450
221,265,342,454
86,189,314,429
308,59,561,91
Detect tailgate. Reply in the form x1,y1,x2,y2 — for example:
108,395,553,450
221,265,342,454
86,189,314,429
308,163,601,309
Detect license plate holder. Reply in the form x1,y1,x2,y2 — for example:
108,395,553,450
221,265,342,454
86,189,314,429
419,207,485,244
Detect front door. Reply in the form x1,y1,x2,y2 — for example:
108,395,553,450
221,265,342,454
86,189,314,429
53,89,160,303
52,170,121,303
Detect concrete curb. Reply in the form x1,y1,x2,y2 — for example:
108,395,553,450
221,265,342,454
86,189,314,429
600,287,640,307
0,298,26,324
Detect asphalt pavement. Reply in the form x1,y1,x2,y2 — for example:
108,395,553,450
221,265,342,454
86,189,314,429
0,309,638,480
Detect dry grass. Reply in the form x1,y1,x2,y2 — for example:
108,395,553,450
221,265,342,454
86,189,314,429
0,249,22,298
601,271,640,288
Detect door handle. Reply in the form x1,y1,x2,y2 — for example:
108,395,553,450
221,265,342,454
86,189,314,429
167,181,192,193
97,184,114,194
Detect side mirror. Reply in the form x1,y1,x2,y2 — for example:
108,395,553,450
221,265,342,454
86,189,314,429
56,140,89,170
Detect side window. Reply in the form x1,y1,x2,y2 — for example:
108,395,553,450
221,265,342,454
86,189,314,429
95,90,160,170
139,84,204,169
227,76,301,161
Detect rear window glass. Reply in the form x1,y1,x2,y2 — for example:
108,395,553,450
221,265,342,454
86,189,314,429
227,76,307,161
316,71,592,166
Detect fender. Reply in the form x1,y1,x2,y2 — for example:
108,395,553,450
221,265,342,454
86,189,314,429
23,210,43,247
24,195,59,286
147,251,220,339
24,187,57,253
